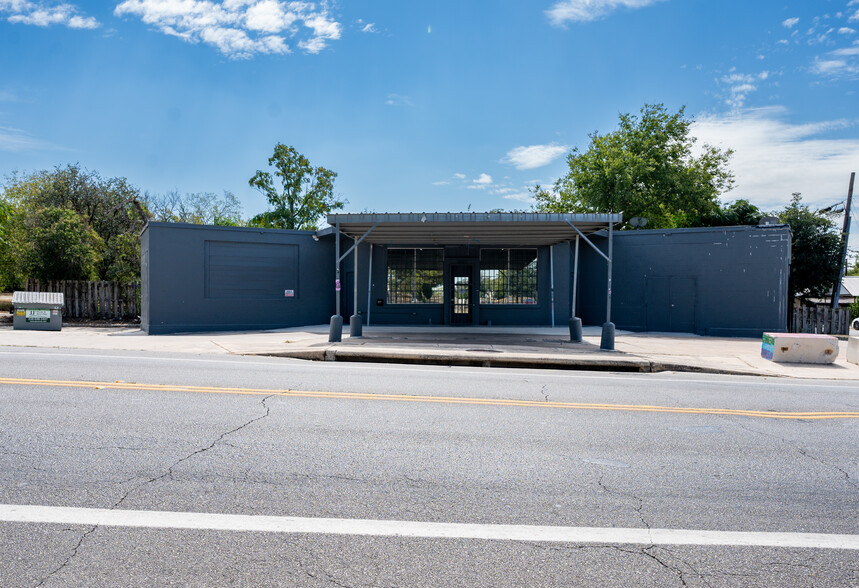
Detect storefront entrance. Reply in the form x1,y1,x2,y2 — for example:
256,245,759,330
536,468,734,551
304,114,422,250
449,263,475,325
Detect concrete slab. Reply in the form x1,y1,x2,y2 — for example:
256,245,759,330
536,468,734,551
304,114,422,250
762,333,838,364
847,336,858,365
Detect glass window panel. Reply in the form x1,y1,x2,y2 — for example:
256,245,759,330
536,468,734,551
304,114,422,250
386,248,443,304
479,249,537,304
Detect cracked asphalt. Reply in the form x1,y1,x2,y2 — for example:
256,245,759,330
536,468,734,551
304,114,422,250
0,347,857,587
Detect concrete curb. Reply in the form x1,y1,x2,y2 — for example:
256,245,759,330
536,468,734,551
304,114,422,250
255,348,765,377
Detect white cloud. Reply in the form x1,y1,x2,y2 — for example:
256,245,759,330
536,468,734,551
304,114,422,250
473,173,492,184
812,45,859,77
385,93,413,107
502,143,570,170
1,1,99,28
546,0,665,25
453,173,466,180
719,71,770,110
692,107,859,209
113,0,341,58
782,17,800,28
0,125,65,151
503,192,535,203
838,26,855,34
361,22,375,33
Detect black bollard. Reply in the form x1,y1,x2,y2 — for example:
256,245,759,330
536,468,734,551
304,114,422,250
349,314,363,338
600,321,615,350
328,315,343,342
569,317,583,343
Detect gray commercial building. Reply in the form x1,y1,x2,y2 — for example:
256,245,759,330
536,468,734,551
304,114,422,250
140,213,791,338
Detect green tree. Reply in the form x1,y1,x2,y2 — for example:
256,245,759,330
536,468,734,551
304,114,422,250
145,190,244,226
249,143,342,230
1,165,147,283
846,252,859,277
534,104,734,229
779,193,843,303
700,199,763,227
20,207,102,281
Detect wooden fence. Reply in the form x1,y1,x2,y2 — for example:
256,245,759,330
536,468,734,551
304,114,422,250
25,279,140,321
791,306,851,336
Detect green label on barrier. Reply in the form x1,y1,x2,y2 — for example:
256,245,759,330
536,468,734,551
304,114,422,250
24,309,51,323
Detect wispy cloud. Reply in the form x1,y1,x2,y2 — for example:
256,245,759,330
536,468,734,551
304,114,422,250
782,17,800,28
546,0,666,26
1,0,99,29
503,143,569,170
718,70,771,110
385,93,413,107
502,192,535,203
356,18,376,33
113,0,341,59
812,45,859,77
0,125,65,152
692,107,859,208
470,173,493,187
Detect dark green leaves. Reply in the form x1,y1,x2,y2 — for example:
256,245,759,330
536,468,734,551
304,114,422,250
535,104,734,229
248,143,343,230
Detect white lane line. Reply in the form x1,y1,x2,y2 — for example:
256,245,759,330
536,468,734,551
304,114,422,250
0,350,853,389
1,504,857,550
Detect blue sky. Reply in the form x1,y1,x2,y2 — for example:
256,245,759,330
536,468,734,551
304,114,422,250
1,0,858,234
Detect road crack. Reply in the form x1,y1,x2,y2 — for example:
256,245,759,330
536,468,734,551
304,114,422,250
796,448,858,490
32,395,274,587
113,394,274,509
34,525,98,587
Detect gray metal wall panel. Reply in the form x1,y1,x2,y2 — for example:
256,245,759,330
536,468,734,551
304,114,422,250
141,223,334,334
577,226,791,337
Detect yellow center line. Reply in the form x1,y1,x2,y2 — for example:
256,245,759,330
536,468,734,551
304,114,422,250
1,377,857,420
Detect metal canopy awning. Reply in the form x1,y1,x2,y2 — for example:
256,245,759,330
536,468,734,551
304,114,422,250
326,212,622,247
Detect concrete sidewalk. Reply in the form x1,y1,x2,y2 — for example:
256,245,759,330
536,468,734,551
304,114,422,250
1,323,858,380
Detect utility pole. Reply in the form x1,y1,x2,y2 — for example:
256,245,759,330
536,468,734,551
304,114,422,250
831,172,855,309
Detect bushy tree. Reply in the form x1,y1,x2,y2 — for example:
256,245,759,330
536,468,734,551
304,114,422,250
779,193,843,302
249,143,342,230
1,165,147,284
700,199,763,227
535,104,734,229
20,207,102,281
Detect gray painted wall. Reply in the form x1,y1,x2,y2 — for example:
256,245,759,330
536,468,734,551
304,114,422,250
576,225,791,337
141,222,334,334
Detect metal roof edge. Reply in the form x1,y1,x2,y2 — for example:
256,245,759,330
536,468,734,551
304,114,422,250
144,221,318,236
602,224,792,237
326,212,623,223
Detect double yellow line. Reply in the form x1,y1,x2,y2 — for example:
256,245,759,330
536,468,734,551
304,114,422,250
1,377,857,420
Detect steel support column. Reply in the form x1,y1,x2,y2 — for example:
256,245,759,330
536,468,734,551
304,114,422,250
550,244,555,328
366,244,373,326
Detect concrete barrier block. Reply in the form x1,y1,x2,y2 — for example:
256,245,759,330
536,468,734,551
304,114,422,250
847,336,859,365
762,333,838,364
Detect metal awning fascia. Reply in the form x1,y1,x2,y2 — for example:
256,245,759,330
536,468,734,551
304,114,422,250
326,213,622,247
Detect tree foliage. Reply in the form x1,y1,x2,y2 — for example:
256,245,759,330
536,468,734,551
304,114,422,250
20,207,102,281
534,104,734,229
699,199,763,227
778,193,843,302
145,190,244,226
249,143,342,230
1,164,148,286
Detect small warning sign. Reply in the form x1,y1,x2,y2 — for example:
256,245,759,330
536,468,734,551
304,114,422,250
284,289,295,297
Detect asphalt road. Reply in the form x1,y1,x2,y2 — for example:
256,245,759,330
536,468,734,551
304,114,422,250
0,347,857,587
